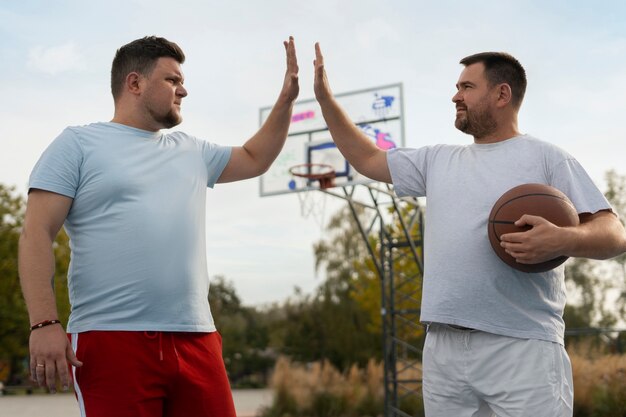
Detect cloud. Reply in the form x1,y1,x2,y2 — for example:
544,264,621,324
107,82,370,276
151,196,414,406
27,42,85,75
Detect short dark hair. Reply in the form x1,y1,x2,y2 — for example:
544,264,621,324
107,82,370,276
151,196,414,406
111,36,185,100
460,52,527,108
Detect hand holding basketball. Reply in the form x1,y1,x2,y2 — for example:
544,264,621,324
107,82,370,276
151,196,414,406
500,214,570,265
488,183,580,273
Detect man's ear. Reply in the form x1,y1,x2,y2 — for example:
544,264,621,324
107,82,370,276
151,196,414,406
495,83,513,108
125,72,143,96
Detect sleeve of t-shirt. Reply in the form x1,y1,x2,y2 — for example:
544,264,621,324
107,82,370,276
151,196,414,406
198,140,232,188
29,128,83,198
386,147,428,197
550,158,613,215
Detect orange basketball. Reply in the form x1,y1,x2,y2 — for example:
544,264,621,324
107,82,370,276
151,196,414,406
488,183,579,273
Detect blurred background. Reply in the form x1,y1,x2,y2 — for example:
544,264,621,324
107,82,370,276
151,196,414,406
1,1,625,416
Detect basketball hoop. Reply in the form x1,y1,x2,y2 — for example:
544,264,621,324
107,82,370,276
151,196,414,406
289,163,336,226
289,163,336,189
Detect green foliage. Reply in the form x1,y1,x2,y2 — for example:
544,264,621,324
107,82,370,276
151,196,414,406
308,391,349,417
261,356,416,417
0,184,71,384
351,204,424,343
603,170,626,320
269,201,426,372
564,170,626,351
354,392,384,417
398,394,425,417
564,258,617,329
276,206,382,370
0,185,28,383
277,285,381,370
260,386,299,417
209,276,274,387
588,382,626,417
571,353,626,417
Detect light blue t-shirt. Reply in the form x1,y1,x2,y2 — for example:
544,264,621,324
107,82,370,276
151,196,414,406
387,135,612,344
29,122,232,333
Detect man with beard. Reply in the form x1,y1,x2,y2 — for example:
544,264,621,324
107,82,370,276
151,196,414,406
19,36,299,417
312,44,626,417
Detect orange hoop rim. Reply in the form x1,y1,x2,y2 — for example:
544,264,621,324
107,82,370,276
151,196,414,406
289,163,336,189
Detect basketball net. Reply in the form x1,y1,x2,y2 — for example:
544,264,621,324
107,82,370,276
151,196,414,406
289,163,335,228
296,190,328,228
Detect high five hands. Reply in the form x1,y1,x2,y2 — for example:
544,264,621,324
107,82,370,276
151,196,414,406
313,42,333,103
279,36,300,104
281,39,331,104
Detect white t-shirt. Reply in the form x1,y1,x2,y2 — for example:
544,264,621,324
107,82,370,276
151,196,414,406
29,122,231,333
387,135,612,344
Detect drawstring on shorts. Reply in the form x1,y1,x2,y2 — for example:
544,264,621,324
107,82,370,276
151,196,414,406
144,331,164,361
143,331,179,361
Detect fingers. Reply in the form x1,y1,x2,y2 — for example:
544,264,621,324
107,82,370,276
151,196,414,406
56,358,72,391
31,360,57,392
31,355,78,393
313,42,332,102
278,36,299,103
514,214,546,227
32,360,45,386
284,36,298,75
29,326,78,393
314,42,325,80
67,344,84,368
501,215,550,242
314,42,324,68
45,362,57,393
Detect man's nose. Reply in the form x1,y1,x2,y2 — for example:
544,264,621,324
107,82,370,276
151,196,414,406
177,86,188,97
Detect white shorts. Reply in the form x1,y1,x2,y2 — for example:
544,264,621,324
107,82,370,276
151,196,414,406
422,324,573,417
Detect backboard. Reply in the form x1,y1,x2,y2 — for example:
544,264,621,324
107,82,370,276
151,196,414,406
259,83,404,196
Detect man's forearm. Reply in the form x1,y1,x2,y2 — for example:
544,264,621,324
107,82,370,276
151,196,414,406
564,212,626,260
318,96,391,182
242,98,294,174
19,232,60,324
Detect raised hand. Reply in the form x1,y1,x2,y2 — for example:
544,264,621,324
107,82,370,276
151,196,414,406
313,42,332,103
279,36,299,104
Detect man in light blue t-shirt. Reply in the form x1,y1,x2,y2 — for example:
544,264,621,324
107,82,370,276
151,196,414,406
19,36,300,417
312,43,626,417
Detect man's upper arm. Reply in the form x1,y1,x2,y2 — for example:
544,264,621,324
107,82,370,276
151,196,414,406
216,146,257,184
363,150,392,183
23,189,73,240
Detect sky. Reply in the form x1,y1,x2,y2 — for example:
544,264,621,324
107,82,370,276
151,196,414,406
1,0,625,306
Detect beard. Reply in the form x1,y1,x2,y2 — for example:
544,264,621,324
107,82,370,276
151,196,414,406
454,100,497,139
148,107,182,129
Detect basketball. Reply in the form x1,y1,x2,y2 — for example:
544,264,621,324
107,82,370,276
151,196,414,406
487,183,580,273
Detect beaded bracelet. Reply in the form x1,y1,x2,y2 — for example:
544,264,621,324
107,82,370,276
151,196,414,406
30,319,61,331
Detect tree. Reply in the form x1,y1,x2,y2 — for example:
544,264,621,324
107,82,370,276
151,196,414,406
0,184,71,384
276,206,382,370
563,170,626,350
603,170,626,319
272,198,427,371
209,275,274,386
350,203,425,344
0,185,28,384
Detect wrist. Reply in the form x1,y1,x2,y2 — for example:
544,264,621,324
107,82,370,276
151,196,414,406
275,94,296,109
30,319,61,331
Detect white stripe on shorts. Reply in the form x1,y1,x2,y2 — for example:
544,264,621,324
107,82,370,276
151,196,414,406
71,333,87,417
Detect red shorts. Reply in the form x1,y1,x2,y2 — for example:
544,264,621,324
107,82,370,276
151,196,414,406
69,331,236,417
